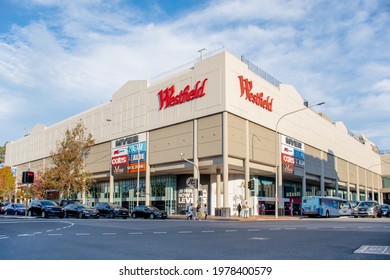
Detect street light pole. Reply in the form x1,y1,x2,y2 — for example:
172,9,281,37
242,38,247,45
106,119,140,207
274,102,325,219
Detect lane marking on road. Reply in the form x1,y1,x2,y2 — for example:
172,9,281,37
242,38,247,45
307,227,319,229
225,230,238,232
202,230,215,233
0,236,9,240
358,226,372,229
102,233,117,235
354,245,390,255
46,230,53,232
128,232,143,235
332,227,346,229
34,232,42,234
269,228,281,230
284,228,296,230
248,229,260,232
56,228,62,231
153,232,167,234
251,237,269,241
17,234,35,237
76,233,90,236
179,231,192,234
48,233,63,236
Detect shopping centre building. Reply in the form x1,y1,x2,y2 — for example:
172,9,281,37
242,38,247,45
5,50,390,216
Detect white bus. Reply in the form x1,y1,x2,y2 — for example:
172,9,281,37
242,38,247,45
302,196,341,218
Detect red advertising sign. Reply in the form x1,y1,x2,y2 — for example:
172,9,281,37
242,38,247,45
281,154,295,165
238,75,273,112
111,155,128,166
158,78,208,110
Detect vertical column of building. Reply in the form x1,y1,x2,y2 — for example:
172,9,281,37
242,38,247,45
356,165,360,200
335,157,339,197
320,151,325,196
222,112,229,212
193,119,199,208
347,162,351,200
245,120,250,203
145,131,150,205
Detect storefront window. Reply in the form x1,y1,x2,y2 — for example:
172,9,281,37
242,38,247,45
283,182,302,198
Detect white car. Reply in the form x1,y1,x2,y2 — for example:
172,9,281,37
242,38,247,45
339,202,353,216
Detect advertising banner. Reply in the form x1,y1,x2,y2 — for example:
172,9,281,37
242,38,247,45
281,135,305,174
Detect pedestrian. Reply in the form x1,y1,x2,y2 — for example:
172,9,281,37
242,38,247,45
196,204,201,220
261,203,266,216
204,204,208,220
243,203,248,218
187,203,193,220
237,203,242,217
185,204,189,219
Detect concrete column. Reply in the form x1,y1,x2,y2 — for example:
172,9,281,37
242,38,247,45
320,151,325,196
145,131,150,205
222,112,229,210
109,172,114,203
245,120,250,202
216,170,221,208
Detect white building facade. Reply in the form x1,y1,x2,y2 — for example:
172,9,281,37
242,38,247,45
5,50,384,216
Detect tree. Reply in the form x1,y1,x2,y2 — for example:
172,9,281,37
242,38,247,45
42,122,95,201
0,166,16,201
0,142,6,164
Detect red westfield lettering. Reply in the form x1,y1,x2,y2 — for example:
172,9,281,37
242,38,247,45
158,78,208,110
238,75,273,112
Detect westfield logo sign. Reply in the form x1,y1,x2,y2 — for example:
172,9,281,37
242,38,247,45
238,75,273,112
158,78,208,110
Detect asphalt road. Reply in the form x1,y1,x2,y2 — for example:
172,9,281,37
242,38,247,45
0,216,389,260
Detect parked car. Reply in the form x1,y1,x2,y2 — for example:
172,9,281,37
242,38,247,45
339,202,353,216
0,202,11,214
64,203,99,219
380,204,390,217
94,202,129,219
27,200,64,218
4,203,26,216
131,205,168,219
59,199,81,207
353,201,381,218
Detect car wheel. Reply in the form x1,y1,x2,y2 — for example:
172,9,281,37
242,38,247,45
354,215,358,218
64,212,68,218
109,211,115,219
79,212,83,219
149,213,155,219
41,211,47,218
132,213,137,219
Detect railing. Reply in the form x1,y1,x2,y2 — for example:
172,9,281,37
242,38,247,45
241,56,281,87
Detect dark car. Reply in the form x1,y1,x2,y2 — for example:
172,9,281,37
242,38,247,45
64,203,99,219
4,203,26,216
0,202,11,214
59,199,81,207
131,205,168,219
27,200,64,218
94,202,129,219
353,201,381,218
380,204,390,217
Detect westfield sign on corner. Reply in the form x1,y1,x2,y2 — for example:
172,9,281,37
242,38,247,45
238,75,274,112
157,78,208,110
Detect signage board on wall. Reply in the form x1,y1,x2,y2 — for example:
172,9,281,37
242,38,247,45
281,135,305,174
111,132,147,175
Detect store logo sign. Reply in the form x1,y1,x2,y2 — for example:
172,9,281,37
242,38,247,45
158,78,208,110
111,155,128,166
238,75,273,112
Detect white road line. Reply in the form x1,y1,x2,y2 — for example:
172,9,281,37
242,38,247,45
46,230,53,232
153,232,167,234
34,232,42,234
248,229,260,232
284,228,296,230
179,231,192,234
76,233,90,236
17,234,35,237
307,227,319,229
48,234,63,236
56,228,62,231
202,230,215,233
128,232,143,235
358,226,372,229
102,233,117,235
269,228,281,230
225,230,238,232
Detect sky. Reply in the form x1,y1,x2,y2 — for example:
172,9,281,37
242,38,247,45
0,0,389,151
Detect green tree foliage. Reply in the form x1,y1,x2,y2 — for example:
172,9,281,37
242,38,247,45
0,142,6,164
42,122,95,199
0,166,16,200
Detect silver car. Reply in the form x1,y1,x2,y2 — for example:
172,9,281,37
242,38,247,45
353,201,381,218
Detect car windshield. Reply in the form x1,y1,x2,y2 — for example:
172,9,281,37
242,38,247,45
147,206,161,211
79,205,93,210
41,200,57,206
359,202,374,207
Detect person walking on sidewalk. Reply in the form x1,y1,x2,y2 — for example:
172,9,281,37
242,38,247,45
237,203,242,217
187,204,193,220
204,204,208,220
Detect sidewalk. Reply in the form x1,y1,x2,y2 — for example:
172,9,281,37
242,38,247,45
169,214,301,221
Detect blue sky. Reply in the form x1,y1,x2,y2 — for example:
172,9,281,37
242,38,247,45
1,0,389,151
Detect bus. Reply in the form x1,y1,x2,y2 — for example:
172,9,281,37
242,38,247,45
302,196,342,218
